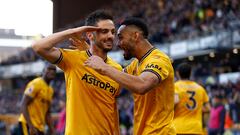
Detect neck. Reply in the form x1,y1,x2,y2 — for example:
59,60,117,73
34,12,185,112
135,39,154,60
42,76,50,85
89,45,108,60
180,78,190,81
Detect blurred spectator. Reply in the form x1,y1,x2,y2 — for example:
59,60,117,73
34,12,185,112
56,99,66,135
1,0,240,65
208,95,226,135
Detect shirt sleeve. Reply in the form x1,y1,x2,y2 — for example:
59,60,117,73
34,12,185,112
141,58,171,82
24,82,40,98
202,88,209,103
55,48,72,71
174,84,183,100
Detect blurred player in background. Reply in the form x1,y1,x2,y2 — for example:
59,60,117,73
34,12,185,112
32,10,122,135
85,17,176,135
173,63,210,135
18,63,56,135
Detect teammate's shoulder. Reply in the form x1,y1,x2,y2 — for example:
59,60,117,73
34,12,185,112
174,80,183,86
28,77,42,86
129,58,138,64
154,49,170,59
107,57,122,70
60,48,84,54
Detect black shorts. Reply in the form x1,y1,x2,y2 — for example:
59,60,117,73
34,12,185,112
18,122,44,135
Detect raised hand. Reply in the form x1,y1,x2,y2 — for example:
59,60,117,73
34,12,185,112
68,37,90,50
68,26,100,50
70,26,101,38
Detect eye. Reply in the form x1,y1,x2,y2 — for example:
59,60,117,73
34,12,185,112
111,30,116,35
100,29,108,34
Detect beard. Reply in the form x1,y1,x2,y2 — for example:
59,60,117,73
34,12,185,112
123,51,133,60
95,39,113,53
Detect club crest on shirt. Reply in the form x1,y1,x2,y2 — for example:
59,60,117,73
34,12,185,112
26,86,34,94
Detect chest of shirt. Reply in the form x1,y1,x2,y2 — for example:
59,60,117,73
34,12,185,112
36,88,52,103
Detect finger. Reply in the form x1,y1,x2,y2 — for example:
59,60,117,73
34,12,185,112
75,26,101,33
84,62,90,67
84,26,101,31
70,37,83,43
69,45,78,49
84,59,90,64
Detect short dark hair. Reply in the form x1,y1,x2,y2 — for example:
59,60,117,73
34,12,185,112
176,63,191,79
85,10,113,26
121,17,148,38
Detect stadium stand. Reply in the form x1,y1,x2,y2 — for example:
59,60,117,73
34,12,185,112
0,0,240,134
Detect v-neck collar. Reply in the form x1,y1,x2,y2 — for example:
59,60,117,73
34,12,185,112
86,50,108,63
138,47,156,64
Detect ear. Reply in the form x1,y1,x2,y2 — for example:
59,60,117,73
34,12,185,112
86,32,94,40
134,32,140,41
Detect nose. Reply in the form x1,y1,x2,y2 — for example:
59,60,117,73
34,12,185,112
107,31,114,40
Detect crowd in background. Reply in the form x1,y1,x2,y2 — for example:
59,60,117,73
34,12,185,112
108,0,240,43
0,0,240,134
1,0,240,65
0,62,240,134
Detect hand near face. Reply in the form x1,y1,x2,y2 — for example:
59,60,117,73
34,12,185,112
68,26,100,50
68,37,90,51
71,26,101,37
85,55,108,75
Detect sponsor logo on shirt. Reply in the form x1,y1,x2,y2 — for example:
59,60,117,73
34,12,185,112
145,63,162,71
82,73,117,95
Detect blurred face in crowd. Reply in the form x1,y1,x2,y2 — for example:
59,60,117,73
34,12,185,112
87,19,115,52
43,64,56,80
117,25,136,60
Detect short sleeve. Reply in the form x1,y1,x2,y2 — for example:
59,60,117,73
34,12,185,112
24,83,40,98
174,84,183,100
202,88,209,103
55,48,72,71
142,58,171,82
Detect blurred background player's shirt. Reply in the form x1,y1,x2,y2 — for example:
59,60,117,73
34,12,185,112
125,48,175,134
19,77,54,132
173,80,209,134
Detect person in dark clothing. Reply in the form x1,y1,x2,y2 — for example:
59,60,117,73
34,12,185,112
208,95,226,135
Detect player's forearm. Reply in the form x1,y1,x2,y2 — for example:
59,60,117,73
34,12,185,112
32,29,73,54
21,105,34,126
103,65,150,94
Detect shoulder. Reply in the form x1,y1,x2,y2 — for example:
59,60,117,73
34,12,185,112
31,77,43,85
107,57,122,70
59,49,87,63
152,49,171,63
192,81,206,91
60,48,84,55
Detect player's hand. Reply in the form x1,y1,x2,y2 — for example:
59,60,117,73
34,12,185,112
68,37,90,51
70,26,101,38
84,55,108,74
29,124,38,135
